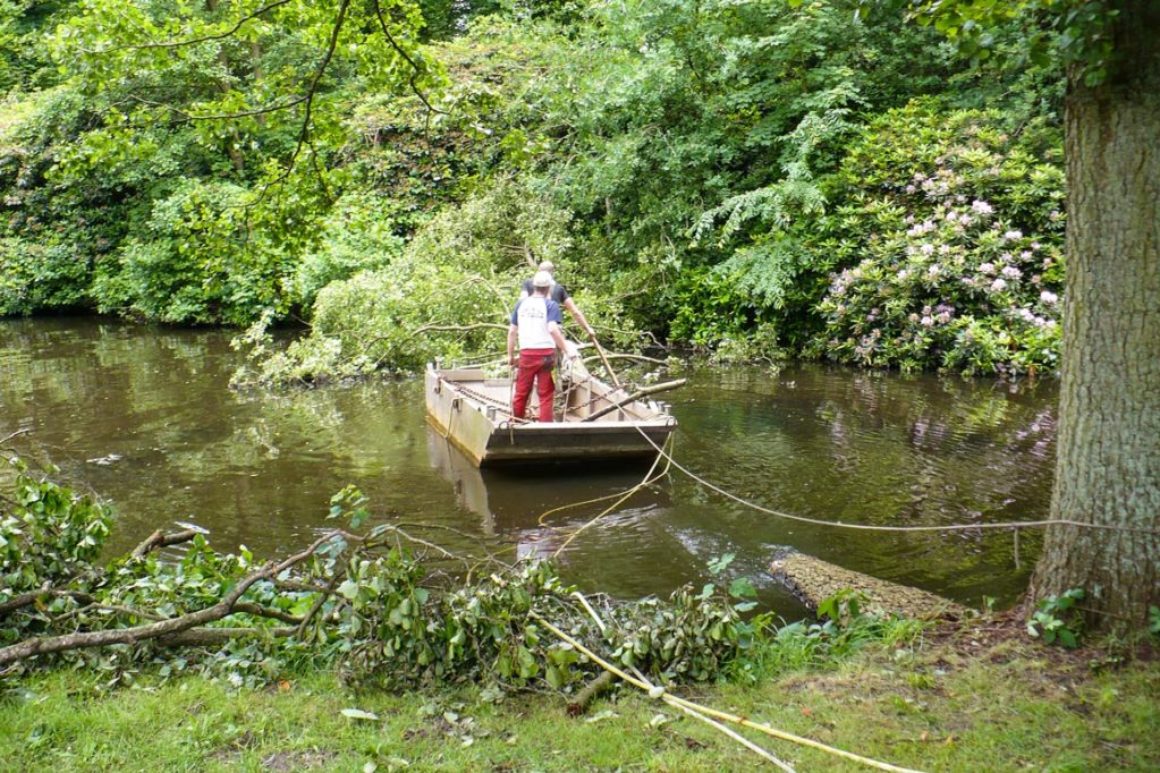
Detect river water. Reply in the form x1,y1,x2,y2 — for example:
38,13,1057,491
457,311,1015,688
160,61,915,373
0,318,1058,617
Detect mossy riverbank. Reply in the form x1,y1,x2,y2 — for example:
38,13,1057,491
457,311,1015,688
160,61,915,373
3,615,1155,772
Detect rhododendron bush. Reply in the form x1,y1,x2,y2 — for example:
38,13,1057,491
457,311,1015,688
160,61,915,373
806,100,1066,375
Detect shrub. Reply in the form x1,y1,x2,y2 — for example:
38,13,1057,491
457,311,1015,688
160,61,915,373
293,191,407,309
805,100,1066,375
0,236,90,314
92,180,297,325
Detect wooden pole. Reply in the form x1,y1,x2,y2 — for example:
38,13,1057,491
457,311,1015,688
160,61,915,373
581,379,686,422
587,330,622,389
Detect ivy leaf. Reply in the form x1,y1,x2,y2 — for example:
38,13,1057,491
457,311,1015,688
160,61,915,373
338,579,360,600
707,553,735,576
728,577,757,600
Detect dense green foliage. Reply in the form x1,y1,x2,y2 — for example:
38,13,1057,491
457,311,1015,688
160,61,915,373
0,460,921,692
1,0,1065,375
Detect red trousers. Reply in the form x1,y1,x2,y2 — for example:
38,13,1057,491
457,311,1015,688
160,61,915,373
512,348,556,422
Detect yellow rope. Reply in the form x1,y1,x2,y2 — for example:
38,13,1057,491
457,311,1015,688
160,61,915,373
548,435,674,558
531,612,924,773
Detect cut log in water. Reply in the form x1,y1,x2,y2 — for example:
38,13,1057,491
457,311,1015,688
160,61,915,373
770,553,967,620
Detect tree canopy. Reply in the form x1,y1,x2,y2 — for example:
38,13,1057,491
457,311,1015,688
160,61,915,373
2,0,1068,378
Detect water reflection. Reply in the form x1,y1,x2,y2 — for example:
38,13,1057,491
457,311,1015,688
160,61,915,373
426,429,672,561
0,318,1057,614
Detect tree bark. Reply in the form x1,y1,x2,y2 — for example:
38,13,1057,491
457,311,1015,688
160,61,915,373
1028,1,1160,628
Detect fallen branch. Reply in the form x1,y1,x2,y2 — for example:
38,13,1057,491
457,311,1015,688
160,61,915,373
583,352,668,367
0,428,30,446
232,602,305,625
131,528,201,560
410,322,510,337
159,626,296,647
0,532,339,668
566,670,615,717
0,589,96,618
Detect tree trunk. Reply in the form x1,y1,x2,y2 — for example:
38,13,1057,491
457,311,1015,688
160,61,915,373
1028,1,1160,629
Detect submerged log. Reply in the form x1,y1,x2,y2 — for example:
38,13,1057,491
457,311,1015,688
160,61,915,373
770,553,967,621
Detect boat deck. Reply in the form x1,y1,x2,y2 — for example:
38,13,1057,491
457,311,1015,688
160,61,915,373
425,365,676,466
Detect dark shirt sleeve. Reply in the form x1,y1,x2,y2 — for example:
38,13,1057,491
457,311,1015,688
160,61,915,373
546,300,564,326
521,278,534,296
510,299,522,326
552,283,570,304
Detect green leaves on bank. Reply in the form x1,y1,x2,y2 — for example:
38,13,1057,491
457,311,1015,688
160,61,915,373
2,1,1068,376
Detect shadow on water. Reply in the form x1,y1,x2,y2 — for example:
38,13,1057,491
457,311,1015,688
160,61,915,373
0,318,1057,617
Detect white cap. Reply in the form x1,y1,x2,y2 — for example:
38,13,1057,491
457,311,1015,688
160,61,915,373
532,270,553,288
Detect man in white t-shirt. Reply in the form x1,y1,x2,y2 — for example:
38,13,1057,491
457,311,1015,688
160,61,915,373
507,270,572,422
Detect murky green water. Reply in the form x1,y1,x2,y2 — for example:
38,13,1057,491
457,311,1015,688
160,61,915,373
0,318,1057,617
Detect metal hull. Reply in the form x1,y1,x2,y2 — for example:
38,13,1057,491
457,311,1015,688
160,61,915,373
425,365,676,467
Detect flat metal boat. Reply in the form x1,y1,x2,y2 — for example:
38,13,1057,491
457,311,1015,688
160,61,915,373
424,362,678,467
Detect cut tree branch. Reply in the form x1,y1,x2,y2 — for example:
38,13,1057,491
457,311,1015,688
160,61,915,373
0,589,95,618
0,532,340,668
132,528,201,559
159,626,296,647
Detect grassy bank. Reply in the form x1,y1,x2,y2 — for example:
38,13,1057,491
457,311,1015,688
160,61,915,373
3,618,1156,772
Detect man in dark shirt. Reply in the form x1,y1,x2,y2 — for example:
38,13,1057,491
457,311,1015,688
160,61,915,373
519,261,594,337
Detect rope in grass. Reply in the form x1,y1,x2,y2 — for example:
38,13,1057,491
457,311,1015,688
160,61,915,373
531,611,925,773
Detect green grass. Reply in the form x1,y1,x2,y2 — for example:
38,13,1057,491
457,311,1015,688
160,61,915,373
2,635,1157,772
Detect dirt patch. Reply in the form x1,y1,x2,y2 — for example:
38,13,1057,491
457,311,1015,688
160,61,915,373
261,750,338,771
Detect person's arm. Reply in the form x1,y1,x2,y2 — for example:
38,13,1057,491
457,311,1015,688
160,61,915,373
545,300,573,356
548,322,570,356
507,324,519,366
563,297,594,336
507,301,521,365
